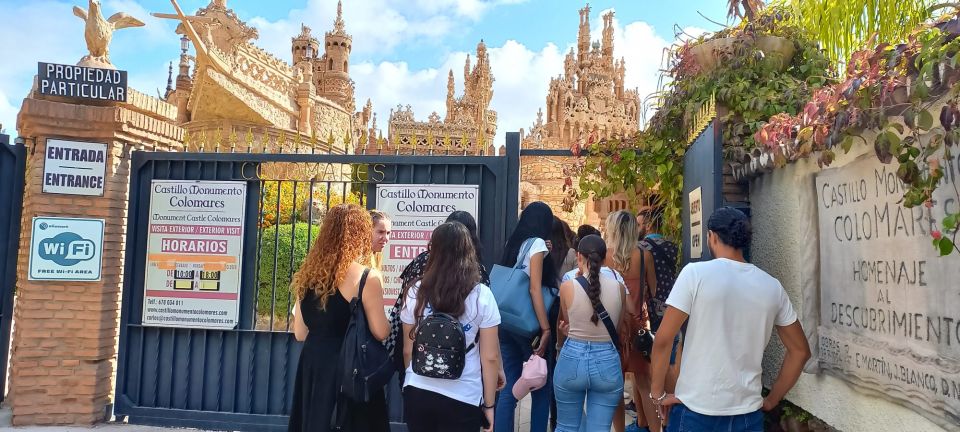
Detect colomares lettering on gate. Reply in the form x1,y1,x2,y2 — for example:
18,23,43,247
816,153,960,421
37,62,127,102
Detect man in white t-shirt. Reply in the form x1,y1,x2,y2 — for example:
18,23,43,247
649,207,811,431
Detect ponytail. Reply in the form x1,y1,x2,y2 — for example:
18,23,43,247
585,251,603,324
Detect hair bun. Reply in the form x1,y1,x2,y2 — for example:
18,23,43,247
729,219,752,249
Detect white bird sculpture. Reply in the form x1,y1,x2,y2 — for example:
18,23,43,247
73,0,145,69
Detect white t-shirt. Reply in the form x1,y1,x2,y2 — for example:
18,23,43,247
400,282,501,405
518,237,549,277
666,258,797,416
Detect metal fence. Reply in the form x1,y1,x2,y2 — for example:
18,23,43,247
0,134,25,402
115,133,521,431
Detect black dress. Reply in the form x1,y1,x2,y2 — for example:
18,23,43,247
288,288,390,432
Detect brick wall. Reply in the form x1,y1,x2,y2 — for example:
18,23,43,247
10,97,181,425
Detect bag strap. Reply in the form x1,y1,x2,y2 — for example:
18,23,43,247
514,238,536,270
575,276,619,345
357,268,371,301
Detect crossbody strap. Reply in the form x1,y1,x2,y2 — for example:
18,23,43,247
514,238,536,270
575,276,619,346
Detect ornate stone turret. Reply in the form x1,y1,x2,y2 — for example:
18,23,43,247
373,41,496,155
520,4,641,226
314,0,355,112
291,24,319,65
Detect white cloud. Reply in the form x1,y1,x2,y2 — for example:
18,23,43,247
247,0,525,61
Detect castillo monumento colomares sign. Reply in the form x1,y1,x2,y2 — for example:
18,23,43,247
376,184,480,313
816,153,960,427
142,180,246,330
37,62,127,102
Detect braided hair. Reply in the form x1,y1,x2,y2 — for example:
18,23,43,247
577,234,607,325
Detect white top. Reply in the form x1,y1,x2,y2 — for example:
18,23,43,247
666,258,797,416
562,266,626,285
400,281,501,405
518,237,549,277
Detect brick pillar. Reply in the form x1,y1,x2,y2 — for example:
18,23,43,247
10,90,181,425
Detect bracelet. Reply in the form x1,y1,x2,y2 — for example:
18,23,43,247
482,404,496,410
541,327,551,332
649,392,668,403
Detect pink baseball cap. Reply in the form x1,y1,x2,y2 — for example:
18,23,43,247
512,354,548,400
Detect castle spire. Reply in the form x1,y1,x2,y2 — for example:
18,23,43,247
165,61,173,95
578,4,591,62
333,0,346,35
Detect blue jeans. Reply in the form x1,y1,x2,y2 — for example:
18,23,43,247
553,338,623,432
495,330,552,432
667,404,763,432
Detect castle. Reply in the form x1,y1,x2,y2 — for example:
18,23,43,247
364,41,497,155
160,0,368,153
159,0,637,223
520,5,641,226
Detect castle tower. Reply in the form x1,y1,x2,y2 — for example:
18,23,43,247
577,4,591,64
324,1,351,73
602,11,615,68
315,0,355,112
291,24,320,65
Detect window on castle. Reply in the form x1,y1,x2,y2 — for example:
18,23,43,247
329,58,334,70
344,61,348,73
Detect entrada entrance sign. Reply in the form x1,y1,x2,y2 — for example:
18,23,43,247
376,184,480,310
37,62,128,102
141,180,246,329
816,155,960,426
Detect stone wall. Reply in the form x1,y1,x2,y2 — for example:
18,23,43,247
10,93,181,425
750,136,945,431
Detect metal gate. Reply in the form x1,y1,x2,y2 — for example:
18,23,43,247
0,134,26,402
115,133,521,430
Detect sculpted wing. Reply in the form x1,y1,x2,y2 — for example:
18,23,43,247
107,12,145,30
73,5,88,20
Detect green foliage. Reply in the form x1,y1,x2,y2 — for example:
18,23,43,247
580,7,832,243
780,0,933,65
260,182,363,228
257,222,320,321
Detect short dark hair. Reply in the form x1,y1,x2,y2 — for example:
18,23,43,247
707,207,752,250
576,224,601,246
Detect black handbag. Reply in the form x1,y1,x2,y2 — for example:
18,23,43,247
632,247,656,360
337,269,394,403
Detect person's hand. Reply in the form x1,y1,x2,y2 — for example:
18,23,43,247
762,396,779,412
497,367,506,391
545,239,553,252
653,393,681,422
533,328,551,357
482,407,494,432
557,319,569,335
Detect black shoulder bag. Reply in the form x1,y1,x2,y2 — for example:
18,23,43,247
633,245,655,360
574,276,619,348
333,269,394,428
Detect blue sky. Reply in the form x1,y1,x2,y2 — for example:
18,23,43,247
0,0,729,143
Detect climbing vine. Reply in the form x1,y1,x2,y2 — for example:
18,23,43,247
756,16,960,256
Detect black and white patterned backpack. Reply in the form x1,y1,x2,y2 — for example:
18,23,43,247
412,312,478,380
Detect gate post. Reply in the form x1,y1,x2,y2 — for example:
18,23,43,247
9,91,181,425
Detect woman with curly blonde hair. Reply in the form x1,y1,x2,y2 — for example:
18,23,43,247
289,203,390,432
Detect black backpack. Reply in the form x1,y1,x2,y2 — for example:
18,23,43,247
336,269,394,404
412,312,478,379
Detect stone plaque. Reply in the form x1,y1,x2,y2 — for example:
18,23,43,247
816,154,960,428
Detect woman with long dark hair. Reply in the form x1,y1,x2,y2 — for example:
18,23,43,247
495,201,558,432
550,217,577,280
289,204,390,432
400,222,502,432
554,234,629,431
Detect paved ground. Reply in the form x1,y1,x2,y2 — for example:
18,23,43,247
0,377,637,431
